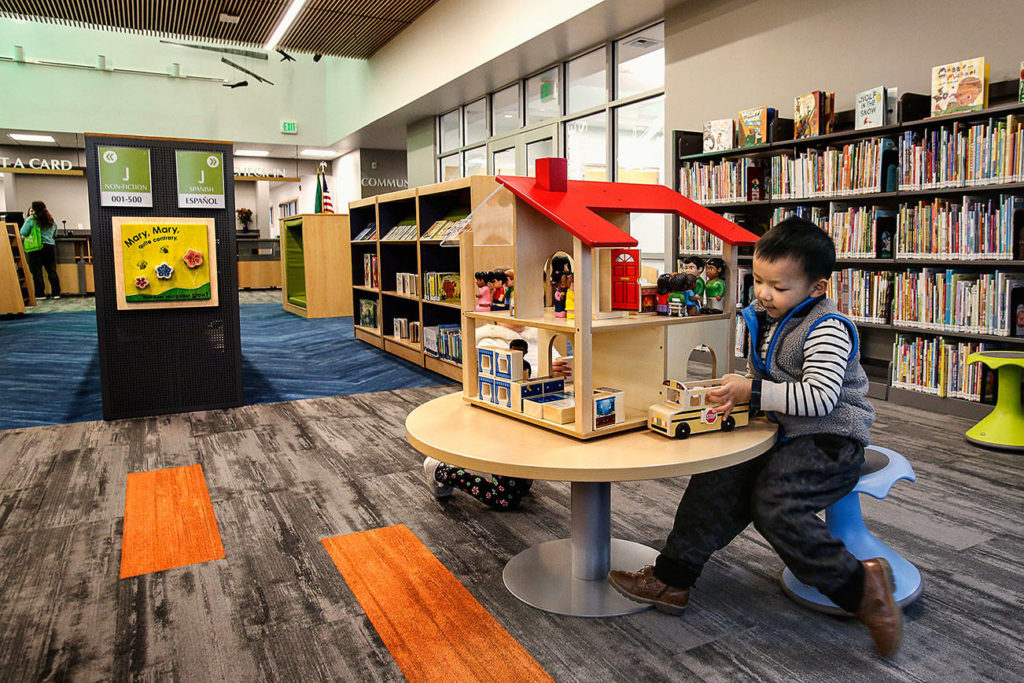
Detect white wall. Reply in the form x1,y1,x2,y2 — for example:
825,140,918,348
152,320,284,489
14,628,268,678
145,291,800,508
664,0,1024,134
9,173,89,231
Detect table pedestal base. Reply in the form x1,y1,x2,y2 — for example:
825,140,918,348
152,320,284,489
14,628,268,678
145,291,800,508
503,538,659,617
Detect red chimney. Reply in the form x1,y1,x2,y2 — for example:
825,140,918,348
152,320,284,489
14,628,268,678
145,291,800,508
536,157,567,192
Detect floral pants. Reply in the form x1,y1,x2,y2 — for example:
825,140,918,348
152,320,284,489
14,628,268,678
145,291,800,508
435,464,532,510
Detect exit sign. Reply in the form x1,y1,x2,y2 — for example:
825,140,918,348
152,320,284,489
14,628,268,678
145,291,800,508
281,121,298,135
540,81,553,101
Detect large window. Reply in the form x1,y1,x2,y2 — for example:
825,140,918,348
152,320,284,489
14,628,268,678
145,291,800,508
616,95,665,253
567,48,606,114
492,84,521,136
464,99,487,145
565,112,607,181
439,110,461,153
464,146,486,176
526,67,560,125
615,24,664,99
439,154,460,182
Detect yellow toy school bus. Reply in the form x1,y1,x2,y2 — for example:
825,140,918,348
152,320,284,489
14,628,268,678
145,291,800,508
648,378,750,439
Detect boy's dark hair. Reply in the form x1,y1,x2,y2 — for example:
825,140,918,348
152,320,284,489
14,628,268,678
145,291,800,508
509,339,528,354
755,216,835,281
682,255,704,269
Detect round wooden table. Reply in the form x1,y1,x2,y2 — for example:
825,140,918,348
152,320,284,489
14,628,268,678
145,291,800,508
406,392,778,617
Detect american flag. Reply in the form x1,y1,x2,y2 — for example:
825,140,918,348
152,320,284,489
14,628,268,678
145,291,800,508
315,162,334,214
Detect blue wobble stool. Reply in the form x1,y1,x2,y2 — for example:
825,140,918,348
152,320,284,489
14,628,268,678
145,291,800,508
780,445,923,614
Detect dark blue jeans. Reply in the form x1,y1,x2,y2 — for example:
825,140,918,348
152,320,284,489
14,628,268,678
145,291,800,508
655,434,865,610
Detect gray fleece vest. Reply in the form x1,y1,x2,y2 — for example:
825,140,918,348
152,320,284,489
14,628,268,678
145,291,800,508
741,297,874,445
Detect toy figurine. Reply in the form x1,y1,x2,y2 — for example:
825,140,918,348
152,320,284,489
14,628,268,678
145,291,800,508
702,257,726,312
681,273,701,315
489,270,507,310
681,255,706,303
667,273,689,317
554,271,570,318
655,273,672,315
565,272,575,320
475,271,492,311
504,268,515,314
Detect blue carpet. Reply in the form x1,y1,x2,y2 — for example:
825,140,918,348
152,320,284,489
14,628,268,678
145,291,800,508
0,304,448,430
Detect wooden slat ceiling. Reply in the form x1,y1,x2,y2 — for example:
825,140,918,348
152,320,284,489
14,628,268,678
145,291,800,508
0,0,439,59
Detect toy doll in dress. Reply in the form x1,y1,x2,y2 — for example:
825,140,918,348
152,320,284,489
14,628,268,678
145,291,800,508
553,271,569,318
564,272,575,320
475,271,492,311
656,273,672,315
702,257,726,313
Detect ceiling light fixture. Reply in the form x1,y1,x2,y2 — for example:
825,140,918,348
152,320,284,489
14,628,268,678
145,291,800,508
218,12,241,24
235,149,271,157
300,149,335,158
264,0,308,51
10,133,56,143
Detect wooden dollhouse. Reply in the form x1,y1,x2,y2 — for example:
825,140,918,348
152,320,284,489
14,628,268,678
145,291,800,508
460,158,760,439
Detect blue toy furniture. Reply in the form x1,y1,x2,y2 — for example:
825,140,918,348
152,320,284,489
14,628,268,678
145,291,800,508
780,445,923,614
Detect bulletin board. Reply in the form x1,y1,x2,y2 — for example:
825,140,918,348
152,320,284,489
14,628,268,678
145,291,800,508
112,216,219,310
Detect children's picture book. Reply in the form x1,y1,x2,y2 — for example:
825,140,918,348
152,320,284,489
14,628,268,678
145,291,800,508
930,57,987,116
1011,285,1024,336
737,106,776,147
702,119,735,152
794,92,821,138
359,299,378,328
855,87,887,130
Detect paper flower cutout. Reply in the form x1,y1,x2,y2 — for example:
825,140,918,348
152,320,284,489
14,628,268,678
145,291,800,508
155,262,174,279
135,276,149,290
182,249,204,269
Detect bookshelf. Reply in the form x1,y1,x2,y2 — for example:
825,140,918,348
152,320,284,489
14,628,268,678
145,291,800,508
348,176,515,382
674,80,1024,416
279,213,352,318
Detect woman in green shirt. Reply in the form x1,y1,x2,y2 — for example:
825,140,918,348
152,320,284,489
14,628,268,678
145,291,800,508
21,200,61,299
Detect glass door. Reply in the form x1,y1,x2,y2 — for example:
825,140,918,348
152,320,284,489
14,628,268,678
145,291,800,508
487,123,558,176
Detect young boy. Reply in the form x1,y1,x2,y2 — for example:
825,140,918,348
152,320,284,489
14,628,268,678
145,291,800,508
609,217,902,657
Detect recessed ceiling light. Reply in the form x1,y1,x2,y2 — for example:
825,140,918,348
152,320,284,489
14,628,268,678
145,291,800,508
9,133,55,143
300,149,336,158
235,149,271,157
625,37,662,49
218,12,240,24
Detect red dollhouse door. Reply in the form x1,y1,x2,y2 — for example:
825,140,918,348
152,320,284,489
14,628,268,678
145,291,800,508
611,249,640,309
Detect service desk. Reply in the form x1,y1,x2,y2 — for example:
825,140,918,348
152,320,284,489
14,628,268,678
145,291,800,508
237,236,281,289
406,392,778,617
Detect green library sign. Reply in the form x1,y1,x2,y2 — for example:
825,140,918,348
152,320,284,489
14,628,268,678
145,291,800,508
175,150,225,209
98,146,153,207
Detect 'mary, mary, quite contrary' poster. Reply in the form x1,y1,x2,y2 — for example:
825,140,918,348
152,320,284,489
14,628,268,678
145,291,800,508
111,217,219,310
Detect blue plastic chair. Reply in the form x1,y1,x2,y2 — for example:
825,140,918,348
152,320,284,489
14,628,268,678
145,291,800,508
780,445,924,614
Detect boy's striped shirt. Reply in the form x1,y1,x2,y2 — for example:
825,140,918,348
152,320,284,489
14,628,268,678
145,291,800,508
758,317,852,417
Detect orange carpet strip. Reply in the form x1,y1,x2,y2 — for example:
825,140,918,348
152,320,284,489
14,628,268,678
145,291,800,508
120,464,225,579
322,524,552,683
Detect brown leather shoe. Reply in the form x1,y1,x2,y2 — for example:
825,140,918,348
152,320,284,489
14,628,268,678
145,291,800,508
856,558,903,657
608,565,690,615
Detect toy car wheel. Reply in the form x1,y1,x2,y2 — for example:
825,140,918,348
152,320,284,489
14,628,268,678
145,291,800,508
721,416,735,432
675,422,690,439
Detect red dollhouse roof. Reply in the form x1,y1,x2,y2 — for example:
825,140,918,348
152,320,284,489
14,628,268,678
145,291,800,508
497,158,760,248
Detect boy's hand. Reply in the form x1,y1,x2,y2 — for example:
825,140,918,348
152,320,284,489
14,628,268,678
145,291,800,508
706,374,751,420
552,358,572,378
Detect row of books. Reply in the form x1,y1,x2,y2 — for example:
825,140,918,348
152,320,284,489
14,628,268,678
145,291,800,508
896,195,1021,260
382,221,418,241
353,223,377,241
358,299,378,329
770,138,898,199
891,269,1024,336
827,269,893,324
678,159,764,204
897,116,1024,190
422,271,460,303
423,324,462,363
395,272,419,296
891,335,990,401
362,254,379,289
772,204,895,259
422,217,472,241
392,318,421,343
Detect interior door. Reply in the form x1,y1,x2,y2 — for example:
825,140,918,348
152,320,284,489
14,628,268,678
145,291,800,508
611,248,640,309
487,123,558,176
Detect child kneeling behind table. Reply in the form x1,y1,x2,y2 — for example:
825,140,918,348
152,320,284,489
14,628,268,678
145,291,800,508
609,217,903,658
423,334,571,510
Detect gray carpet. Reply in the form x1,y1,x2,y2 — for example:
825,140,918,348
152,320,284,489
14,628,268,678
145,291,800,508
0,387,1020,681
